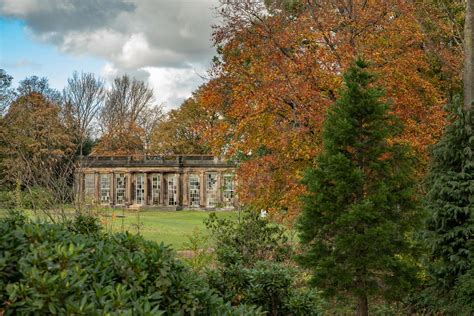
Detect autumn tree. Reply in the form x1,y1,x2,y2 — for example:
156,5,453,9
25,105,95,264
298,60,421,316
16,75,62,105
94,75,162,155
0,91,74,213
193,0,461,219
62,71,106,156
149,96,214,154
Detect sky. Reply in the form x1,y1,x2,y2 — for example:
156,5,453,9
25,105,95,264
0,0,219,111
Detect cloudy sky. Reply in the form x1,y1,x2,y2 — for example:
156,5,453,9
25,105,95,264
0,0,220,110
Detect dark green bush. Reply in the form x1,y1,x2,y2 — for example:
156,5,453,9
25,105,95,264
66,213,103,235
205,210,292,267
206,261,321,316
0,213,262,315
205,210,322,315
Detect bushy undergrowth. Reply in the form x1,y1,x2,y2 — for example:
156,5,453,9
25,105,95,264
205,210,322,316
0,210,261,315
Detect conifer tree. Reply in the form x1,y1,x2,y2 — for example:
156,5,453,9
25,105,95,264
424,98,473,314
297,59,421,316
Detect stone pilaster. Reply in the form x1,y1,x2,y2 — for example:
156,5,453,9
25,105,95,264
160,173,165,205
95,172,100,204
144,172,149,205
200,171,206,207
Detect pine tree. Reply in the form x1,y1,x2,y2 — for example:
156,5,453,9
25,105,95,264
424,98,473,314
297,59,421,316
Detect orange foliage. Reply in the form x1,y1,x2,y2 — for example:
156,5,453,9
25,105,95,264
197,0,462,220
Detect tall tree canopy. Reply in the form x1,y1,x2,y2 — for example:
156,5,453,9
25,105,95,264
93,75,162,155
298,59,421,316
0,92,73,188
149,95,215,155
192,0,462,218
62,72,106,156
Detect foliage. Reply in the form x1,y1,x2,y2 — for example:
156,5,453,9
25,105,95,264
66,213,103,235
204,210,292,267
424,98,473,315
297,59,422,314
206,261,321,316
205,210,321,315
0,92,74,188
191,0,460,218
0,213,261,315
150,95,213,154
182,227,214,273
93,75,162,155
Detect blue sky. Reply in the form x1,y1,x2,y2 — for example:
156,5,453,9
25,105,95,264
0,17,104,91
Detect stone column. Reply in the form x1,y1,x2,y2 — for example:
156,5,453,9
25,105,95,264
200,171,206,207
109,172,114,206
160,173,165,205
95,172,100,204
176,172,182,209
217,172,223,205
144,172,149,206
126,172,132,205
182,172,189,207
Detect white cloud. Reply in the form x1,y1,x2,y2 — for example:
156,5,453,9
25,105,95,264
0,0,219,109
145,65,208,111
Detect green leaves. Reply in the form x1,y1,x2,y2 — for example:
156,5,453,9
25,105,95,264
424,98,474,314
298,59,422,310
0,214,259,315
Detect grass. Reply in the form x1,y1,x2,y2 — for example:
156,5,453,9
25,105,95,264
102,209,238,249
0,208,238,250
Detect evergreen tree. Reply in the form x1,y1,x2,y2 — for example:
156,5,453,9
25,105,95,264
297,59,421,316
424,98,473,314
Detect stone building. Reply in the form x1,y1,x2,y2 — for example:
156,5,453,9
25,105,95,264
76,155,237,210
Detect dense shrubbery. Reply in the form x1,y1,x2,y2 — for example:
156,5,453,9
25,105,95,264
0,210,261,315
205,210,322,316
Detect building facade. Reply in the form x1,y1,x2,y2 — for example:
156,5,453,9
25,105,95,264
76,155,237,210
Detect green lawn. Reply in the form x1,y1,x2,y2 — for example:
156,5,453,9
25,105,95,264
0,208,237,250
102,209,237,249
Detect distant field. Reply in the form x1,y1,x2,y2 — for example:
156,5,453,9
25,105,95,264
0,208,238,250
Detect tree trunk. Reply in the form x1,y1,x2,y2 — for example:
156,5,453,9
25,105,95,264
464,0,474,110
356,295,368,316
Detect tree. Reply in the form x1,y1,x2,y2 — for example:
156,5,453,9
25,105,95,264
465,0,474,110
422,1,474,313
149,96,213,154
424,98,473,314
194,0,460,218
17,76,62,105
62,72,106,156
94,75,162,155
0,69,13,115
297,60,421,316
0,92,75,215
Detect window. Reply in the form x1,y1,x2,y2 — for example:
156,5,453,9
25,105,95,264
189,174,200,207
167,174,177,206
115,173,126,205
84,174,95,199
136,173,145,205
206,172,218,207
223,174,235,207
100,174,110,204
151,174,161,205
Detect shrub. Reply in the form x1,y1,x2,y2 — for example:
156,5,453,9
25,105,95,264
66,213,102,235
205,209,292,267
0,213,261,315
205,210,322,315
